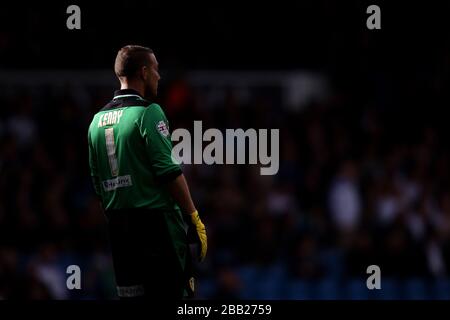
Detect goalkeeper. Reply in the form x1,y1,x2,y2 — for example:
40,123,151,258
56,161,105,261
87,45,207,299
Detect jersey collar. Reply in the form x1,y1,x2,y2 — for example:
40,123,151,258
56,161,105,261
113,89,144,100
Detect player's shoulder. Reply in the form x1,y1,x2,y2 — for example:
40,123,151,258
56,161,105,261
141,102,166,117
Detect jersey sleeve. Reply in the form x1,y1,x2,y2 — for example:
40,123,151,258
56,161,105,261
88,129,102,196
138,103,182,183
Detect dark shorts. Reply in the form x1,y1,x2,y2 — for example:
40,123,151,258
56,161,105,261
105,208,187,300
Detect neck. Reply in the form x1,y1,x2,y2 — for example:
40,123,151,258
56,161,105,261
119,80,145,98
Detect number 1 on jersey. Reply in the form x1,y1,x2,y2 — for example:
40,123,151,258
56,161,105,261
105,128,119,177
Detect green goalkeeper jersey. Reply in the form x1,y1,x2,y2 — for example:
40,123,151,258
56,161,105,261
87,89,183,212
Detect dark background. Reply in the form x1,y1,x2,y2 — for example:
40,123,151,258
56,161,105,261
0,1,435,70
2,1,450,300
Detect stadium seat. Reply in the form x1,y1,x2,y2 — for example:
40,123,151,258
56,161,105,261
313,279,340,299
286,280,313,300
320,249,344,279
402,278,429,300
346,278,371,300
197,278,216,299
251,263,286,299
236,265,259,299
432,278,450,300
253,276,283,299
374,278,401,300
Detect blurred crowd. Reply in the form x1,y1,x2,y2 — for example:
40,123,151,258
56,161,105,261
1,74,450,299
0,87,116,299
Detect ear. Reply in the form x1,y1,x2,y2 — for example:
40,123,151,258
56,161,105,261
141,66,148,81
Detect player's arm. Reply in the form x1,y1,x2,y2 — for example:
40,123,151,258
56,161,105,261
166,174,207,261
166,174,196,214
139,104,207,261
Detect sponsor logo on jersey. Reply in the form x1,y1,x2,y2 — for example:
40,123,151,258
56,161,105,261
102,175,132,192
157,120,170,137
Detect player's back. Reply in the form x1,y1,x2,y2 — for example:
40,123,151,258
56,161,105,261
87,89,182,212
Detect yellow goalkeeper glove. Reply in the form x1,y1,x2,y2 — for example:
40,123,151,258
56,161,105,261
187,210,207,262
